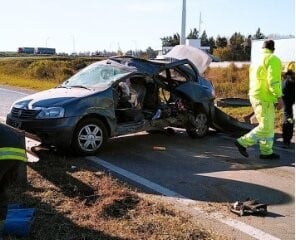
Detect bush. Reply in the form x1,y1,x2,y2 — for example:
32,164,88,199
27,60,80,82
204,64,249,98
71,59,87,70
28,60,56,79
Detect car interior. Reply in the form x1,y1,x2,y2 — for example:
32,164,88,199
114,75,153,123
113,67,190,124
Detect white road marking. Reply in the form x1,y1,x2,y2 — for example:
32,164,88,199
87,156,281,240
27,152,39,162
25,137,40,162
0,87,28,96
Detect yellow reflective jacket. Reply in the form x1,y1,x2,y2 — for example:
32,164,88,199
249,49,282,102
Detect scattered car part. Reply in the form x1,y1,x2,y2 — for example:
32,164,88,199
230,199,268,216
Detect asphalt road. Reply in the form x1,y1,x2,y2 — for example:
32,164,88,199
1,85,295,240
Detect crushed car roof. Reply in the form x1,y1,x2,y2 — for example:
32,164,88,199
164,45,212,74
110,56,199,77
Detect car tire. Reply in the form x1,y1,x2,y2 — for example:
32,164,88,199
186,110,209,138
72,118,107,155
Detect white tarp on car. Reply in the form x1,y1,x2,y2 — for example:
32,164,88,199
165,45,212,74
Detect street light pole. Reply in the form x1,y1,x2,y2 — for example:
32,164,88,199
132,40,137,56
45,37,50,47
180,0,186,45
72,35,76,53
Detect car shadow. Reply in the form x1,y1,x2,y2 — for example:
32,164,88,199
95,130,294,206
28,149,95,200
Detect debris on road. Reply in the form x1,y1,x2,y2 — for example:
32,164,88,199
153,146,166,151
230,199,267,216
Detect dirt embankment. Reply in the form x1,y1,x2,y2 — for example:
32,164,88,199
4,149,227,240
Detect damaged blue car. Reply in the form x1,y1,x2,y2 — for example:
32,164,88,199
6,46,216,155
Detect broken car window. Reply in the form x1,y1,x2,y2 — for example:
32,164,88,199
61,63,131,88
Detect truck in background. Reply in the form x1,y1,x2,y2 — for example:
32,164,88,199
17,47,35,54
35,47,56,55
17,47,56,55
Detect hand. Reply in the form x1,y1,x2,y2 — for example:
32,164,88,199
276,98,283,110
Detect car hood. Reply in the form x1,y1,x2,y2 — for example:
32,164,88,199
15,86,108,108
164,45,212,74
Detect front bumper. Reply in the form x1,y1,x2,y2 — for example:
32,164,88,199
6,114,81,148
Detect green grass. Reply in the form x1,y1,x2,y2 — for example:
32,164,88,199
0,57,101,91
0,73,57,90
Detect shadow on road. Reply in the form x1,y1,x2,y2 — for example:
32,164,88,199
95,130,294,206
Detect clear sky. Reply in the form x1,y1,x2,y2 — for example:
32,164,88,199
0,0,294,53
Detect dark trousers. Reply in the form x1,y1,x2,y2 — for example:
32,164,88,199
282,102,294,145
0,160,19,219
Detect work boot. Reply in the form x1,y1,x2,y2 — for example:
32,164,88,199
259,153,280,160
234,140,249,158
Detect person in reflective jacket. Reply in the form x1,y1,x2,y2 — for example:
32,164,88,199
281,61,295,148
0,123,27,219
235,40,282,159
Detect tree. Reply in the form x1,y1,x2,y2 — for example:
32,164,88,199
160,33,180,47
216,35,228,48
253,28,265,39
187,28,199,39
146,47,158,59
229,32,245,46
229,32,247,61
242,35,252,60
208,36,216,54
200,30,209,46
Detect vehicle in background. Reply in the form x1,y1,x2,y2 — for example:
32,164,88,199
35,47,56,55
17,47,56,55
17,47,35,54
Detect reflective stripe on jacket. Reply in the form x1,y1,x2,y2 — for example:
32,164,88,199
0,123,27,162
249,49,282,103
0,147,27,162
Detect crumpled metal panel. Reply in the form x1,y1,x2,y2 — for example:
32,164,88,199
165,45,212,74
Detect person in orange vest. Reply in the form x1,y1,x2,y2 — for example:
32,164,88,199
0,123,27,219
281,61,295,148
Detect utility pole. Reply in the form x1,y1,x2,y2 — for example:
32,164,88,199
45,37,50,47
180,0,186,45
198,12,203,36
72,35,76,53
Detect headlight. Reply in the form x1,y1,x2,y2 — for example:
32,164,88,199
36,107,65,119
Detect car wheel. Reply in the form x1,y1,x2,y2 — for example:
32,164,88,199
186,111,208,138
72,118,107,155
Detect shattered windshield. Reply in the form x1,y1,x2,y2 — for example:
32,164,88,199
61,62,132,88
